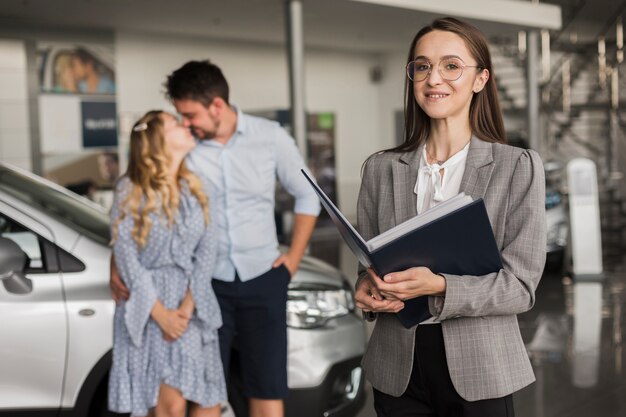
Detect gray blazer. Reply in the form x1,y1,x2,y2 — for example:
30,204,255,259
357,136,546,401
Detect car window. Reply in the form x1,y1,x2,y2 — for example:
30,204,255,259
0,215,45,272
0,165,110,245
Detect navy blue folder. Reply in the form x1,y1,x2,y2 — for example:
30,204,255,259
302,169,503,328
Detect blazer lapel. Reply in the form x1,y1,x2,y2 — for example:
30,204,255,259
460,136,495,199
392,149,420,225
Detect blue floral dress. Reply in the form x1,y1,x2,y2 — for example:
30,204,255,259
108,176,226,416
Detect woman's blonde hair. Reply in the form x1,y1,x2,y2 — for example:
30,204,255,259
112,110,209,248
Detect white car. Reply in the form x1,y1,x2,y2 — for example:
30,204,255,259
0,163,366,417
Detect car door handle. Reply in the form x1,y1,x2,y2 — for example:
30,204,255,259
78,308,95,317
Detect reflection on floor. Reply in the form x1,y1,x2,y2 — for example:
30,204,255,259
514,266,626,417
308,218,626,417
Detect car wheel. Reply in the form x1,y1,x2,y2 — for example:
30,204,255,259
89,375,129,417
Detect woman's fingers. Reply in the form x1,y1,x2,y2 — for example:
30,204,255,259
176,319,188,334
356,295,404,313
380,290,403,301
376,279,408,297
164,312,191,341
355,270,406,313
379,299,404,313
373,267,436,301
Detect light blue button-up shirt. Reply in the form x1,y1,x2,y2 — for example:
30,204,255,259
186,108,321,282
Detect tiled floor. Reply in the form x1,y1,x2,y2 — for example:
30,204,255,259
309,226,626,417
514,264,626,417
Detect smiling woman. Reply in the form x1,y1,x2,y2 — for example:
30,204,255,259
411,29,490,130
354,17,545,417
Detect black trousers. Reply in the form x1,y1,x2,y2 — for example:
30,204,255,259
373,324,515,417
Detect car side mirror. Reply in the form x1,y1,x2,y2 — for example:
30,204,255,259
0,237,33,294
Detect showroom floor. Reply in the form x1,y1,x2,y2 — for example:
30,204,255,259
309,203,626,417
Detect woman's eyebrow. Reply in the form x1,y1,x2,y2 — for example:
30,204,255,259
413,54,463,60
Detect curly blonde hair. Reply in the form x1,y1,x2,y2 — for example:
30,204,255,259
112,110,209,248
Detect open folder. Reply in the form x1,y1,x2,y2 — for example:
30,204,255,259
301,169,503,328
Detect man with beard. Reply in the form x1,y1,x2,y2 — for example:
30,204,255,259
110,60,320,417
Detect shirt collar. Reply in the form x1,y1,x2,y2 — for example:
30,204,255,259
233,105,246,135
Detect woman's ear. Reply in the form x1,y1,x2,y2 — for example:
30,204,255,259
473,68,489,93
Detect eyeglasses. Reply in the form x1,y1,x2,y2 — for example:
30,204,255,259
406,57,482,82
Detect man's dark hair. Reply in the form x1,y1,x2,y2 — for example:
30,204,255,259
73,47,96,65
165,60,229,106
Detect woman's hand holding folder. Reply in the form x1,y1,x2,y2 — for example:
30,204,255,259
355,268,405,314
375,266,447,302
355,266,446,314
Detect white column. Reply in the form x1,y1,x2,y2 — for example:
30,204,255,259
526,30,540,153
285,0,307,160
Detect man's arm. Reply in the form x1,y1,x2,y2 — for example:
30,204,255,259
110,254,129,303
271,125,321,277
273,213,317,276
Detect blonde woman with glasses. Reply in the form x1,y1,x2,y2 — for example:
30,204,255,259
355,17,546,417
108,111,225,417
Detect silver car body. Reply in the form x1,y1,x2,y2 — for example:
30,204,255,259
0,163,365,417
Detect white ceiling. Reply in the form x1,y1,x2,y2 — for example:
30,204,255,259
0,0,622,53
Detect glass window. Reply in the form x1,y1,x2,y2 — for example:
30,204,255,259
0,165,110,245
0,215,44,272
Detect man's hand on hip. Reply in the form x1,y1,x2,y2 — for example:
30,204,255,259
272,252,301,278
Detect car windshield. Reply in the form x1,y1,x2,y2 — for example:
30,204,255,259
0,165,110,245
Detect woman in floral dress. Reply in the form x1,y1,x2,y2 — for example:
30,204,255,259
109,110,225,417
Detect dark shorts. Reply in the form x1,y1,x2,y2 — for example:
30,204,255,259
212,265,290,399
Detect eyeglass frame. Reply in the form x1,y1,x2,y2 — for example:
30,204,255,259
406,57,484,82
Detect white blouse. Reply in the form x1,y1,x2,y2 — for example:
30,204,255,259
416,141,470,214
415,141,469,324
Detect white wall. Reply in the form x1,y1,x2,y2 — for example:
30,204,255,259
0,39,32,170
378,50,407,148
115,31,398,218
0,28,407,218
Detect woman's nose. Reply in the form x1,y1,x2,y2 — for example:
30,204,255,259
426,67,444,85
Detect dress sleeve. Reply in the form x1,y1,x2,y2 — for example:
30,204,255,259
189,195,222,333
111,178,158,347
432,149,546,320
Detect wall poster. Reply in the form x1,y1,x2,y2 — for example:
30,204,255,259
37,42,118,209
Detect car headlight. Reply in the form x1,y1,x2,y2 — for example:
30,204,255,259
287,282,355,329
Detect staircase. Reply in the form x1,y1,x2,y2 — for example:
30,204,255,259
490,32,626,269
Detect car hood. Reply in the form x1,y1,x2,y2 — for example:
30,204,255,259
291,254,346,289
